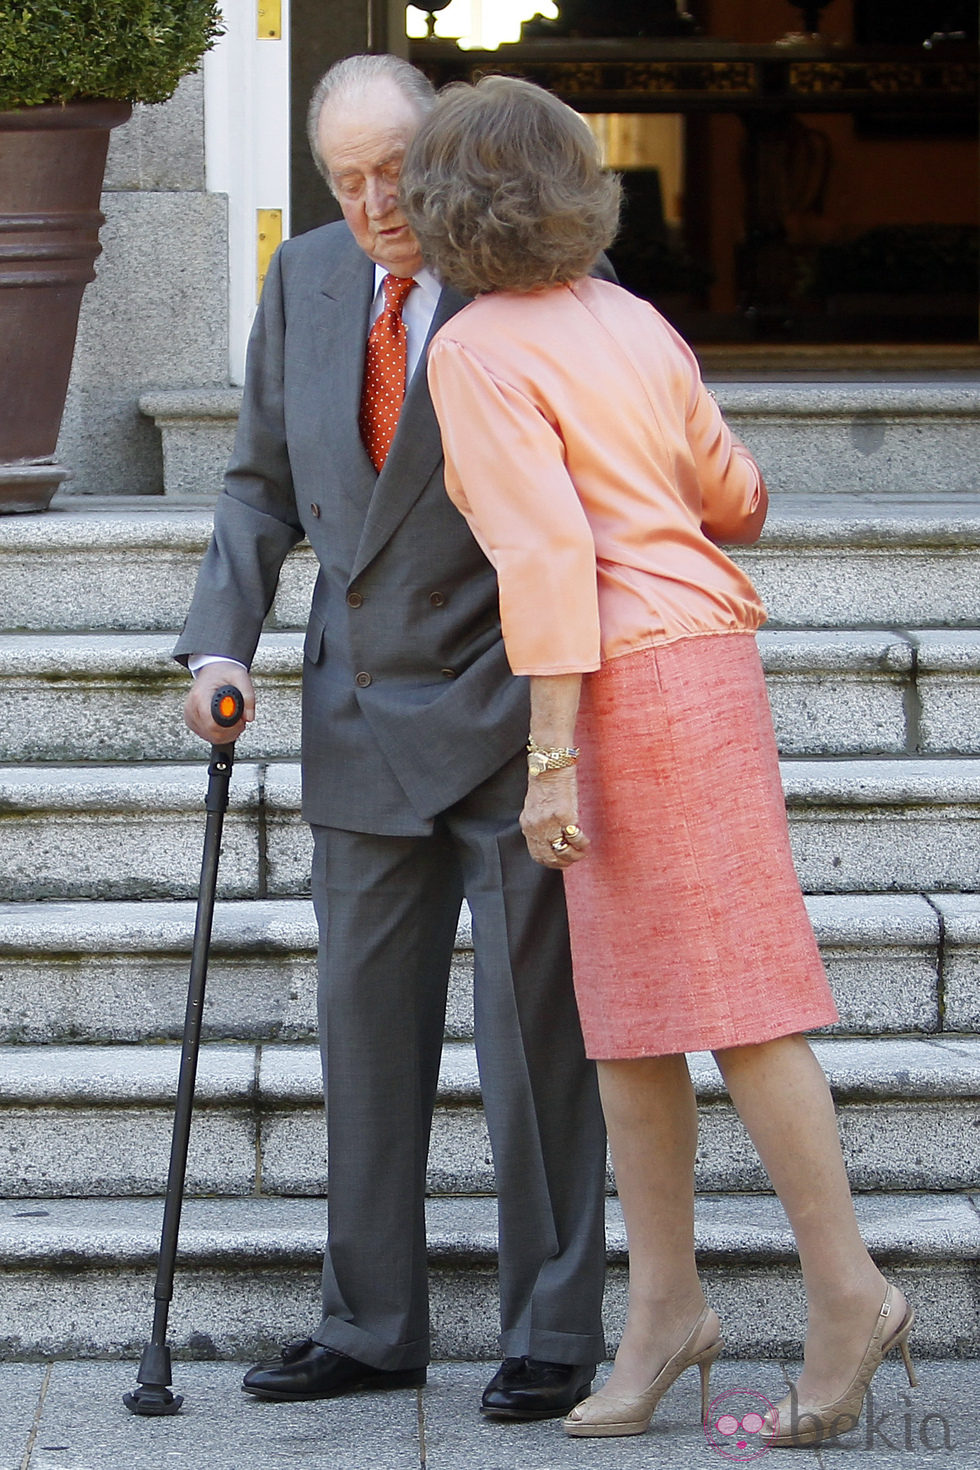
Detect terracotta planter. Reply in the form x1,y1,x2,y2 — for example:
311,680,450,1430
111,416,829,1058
0,100,131,513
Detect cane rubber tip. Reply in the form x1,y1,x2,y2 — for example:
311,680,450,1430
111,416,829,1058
123,1386,183,1416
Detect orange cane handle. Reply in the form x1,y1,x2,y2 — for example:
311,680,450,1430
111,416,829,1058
211,685,245,728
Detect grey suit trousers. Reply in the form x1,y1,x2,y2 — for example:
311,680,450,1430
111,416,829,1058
309,750,608,1371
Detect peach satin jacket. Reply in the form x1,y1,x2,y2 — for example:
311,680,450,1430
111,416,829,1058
426,277,768,677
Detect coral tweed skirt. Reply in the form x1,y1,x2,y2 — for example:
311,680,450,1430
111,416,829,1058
563,632,838,1059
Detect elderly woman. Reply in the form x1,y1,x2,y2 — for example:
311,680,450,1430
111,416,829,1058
399,76,915,1446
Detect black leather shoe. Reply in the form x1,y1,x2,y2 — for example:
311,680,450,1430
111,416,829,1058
242,1338,426,1401
481,1357,596,1420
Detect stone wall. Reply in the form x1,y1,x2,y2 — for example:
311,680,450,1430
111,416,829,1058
56,72,229,497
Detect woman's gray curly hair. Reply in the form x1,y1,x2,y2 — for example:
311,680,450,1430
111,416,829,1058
399,75,621,295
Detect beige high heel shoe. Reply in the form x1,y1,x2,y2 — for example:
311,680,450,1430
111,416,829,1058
763,1283,917,1448
563,1305,723,1438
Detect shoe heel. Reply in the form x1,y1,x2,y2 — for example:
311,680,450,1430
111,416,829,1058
696,1341,723,1422
895,1328,918,1389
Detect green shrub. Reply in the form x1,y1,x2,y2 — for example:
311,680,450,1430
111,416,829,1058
0,0,223,110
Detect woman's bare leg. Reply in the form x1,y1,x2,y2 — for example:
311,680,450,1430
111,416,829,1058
714,1033,892,1406
595,1054,713,1398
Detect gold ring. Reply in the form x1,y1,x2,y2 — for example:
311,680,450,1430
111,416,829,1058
550,837,568,854
562,824,581,839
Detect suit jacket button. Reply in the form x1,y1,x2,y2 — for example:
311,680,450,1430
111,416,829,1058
310,502,321,518
429,591,446,607
355,671,372,687
441,667,456,679
347,591,363,608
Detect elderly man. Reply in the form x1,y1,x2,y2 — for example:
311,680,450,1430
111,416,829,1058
176,54,607,1418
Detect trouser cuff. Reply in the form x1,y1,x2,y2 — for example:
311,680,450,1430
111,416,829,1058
312,1315,429,1372
501,1326,607,1365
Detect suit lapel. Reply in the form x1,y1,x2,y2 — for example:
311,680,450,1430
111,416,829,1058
311,243,377,510
351,282,469,581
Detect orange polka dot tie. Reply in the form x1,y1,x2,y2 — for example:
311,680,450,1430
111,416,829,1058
359,273,417,472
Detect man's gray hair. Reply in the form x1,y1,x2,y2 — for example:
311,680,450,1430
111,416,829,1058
307,54,436,185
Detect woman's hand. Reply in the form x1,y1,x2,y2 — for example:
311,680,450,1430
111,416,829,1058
521,767,590,869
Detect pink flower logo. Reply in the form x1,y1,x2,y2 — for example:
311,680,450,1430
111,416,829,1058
704,1388,776,1460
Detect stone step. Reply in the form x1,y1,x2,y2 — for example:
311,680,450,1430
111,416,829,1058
736,495,980,630
0,632,303,764
779,759,980,894
1,1191,974,1360
2,496,979,633
138,381,980,500
3,1037,976,1200
0,763,262,901
1,759,978,900
6,628,978,762
713,382,980,497
0,499,306,634
0,894,965,1044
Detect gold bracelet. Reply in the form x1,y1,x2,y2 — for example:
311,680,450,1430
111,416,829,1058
527,738,580,776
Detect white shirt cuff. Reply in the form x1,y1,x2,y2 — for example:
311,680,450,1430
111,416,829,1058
187,654,248,676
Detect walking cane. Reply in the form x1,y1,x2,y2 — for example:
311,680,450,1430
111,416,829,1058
124,684,246,1416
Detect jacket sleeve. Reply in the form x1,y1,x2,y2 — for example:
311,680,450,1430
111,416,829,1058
427,336,601,677
173,246,305,668
666,324,768,546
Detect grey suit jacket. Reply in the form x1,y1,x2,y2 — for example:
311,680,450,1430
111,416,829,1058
174,221,530,834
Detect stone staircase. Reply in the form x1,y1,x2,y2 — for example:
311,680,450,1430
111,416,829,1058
1,381,979,1366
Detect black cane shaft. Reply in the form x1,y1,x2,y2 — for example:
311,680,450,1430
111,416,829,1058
150,744,235,1314
126,724,241,1413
